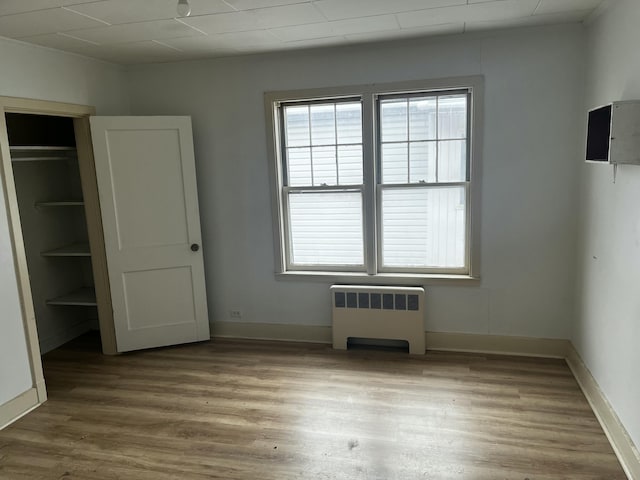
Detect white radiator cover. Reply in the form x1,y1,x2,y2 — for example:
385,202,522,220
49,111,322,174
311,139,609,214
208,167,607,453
331,285,426,354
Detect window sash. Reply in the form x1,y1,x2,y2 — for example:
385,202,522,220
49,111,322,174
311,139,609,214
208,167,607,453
279,98,363,188
283,185,367,272
376,91,471,185
373,90,471,274
376,182,470,274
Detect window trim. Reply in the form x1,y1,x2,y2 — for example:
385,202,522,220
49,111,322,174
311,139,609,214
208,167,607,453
264,76,484,283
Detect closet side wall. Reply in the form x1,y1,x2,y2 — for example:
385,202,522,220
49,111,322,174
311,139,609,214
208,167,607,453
0,161,31,407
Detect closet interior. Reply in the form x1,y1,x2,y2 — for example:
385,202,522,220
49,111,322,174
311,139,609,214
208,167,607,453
8,113,101,354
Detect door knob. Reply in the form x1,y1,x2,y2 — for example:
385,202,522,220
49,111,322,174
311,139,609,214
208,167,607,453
191,243,200,252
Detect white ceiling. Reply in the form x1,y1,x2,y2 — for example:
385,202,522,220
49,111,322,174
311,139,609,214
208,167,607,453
0,0,606,64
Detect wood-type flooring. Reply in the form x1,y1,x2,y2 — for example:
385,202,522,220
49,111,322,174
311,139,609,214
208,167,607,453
0,335,627,479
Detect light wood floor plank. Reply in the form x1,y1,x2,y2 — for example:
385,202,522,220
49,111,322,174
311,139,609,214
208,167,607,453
0,334,627,479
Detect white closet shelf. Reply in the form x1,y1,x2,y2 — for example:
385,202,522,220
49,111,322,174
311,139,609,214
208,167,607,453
41,242,91,257
35,200,85,207
10,145,77,162
46,287,96,307
10,146,76,151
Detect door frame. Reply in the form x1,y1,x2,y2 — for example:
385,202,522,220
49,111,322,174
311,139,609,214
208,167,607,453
0,96,116,424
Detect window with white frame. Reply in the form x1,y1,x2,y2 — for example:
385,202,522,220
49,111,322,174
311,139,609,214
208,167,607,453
266,78,482,278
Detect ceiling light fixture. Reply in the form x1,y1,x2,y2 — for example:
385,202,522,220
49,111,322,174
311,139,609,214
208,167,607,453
177,0,191,17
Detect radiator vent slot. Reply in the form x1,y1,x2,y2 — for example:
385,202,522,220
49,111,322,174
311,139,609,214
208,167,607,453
331,285,425,355
334,291,419,311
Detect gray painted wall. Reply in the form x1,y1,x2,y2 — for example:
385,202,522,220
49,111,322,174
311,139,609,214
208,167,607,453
127,24,585,340
575,0,640,451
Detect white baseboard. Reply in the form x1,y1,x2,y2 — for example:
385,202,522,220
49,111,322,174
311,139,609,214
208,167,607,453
0,388,40,430
212,320,639,478
211,321,568,357
39,320,93,354
566,344,640,480
212,321,332,344
426,331,569,358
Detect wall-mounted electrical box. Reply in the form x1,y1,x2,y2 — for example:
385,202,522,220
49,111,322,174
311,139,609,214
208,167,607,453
586,100,640,165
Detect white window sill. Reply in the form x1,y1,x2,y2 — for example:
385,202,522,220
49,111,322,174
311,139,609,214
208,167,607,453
275,271,480,286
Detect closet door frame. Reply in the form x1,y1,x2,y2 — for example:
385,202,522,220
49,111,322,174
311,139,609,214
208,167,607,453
0,96,116,423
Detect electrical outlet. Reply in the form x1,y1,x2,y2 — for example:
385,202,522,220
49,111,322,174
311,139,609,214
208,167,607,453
230,310,242,319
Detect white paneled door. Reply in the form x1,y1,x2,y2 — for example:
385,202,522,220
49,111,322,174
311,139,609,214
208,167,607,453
90,116,210,352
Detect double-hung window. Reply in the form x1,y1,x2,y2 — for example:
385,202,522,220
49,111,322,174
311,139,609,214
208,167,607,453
265,77,482,280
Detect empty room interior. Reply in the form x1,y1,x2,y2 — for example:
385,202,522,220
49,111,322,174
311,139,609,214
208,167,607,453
1,0,639,478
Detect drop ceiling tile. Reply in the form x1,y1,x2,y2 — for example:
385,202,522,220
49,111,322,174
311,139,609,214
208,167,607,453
65,0,235,25
216,30,282,48
0,7,107,38
249,3,327,28
270,14,399,42
535,0,602,15
216,30,283,50
15,33,186,64
28,34,188,64
313,0,465,21
397,0,540,29
180,3,326,34
20,32,99,52
179,11,256,33
168,32,341,54
346,22,465,43
157,35,241,54
466,9,593,31
239,35,345,54
161,30,283,52
283,36,349,48
89,40,186,64
0,0,98,16
224,0,313,10
66,19,203,44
